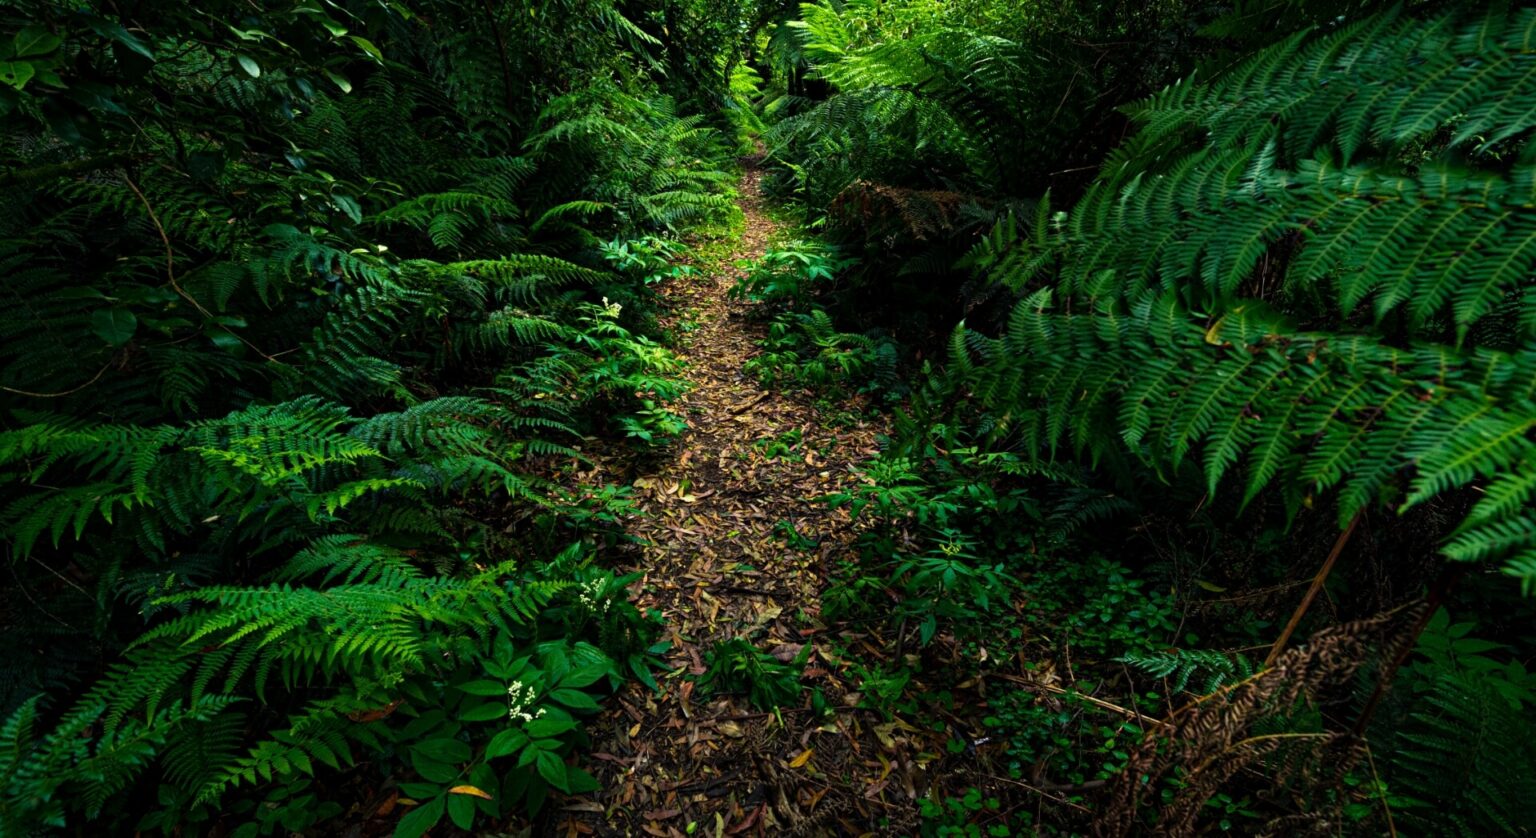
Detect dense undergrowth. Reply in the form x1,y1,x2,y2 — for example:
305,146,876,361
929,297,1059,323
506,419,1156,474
739,0,1536,835
0,1,741,834
4,0,1536,836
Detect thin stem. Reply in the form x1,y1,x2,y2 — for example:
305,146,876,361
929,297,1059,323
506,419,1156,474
1265,509,1362,667
123,173,285,364
1,361,114,398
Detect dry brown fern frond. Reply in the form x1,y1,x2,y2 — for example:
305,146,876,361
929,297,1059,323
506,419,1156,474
829,180,975,242
1095,605,1426,837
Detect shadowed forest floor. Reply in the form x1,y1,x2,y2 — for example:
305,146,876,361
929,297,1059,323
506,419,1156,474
554,167,934,836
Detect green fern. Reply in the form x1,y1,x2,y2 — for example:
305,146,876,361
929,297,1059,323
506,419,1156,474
958,4,1536,595
1389,673,1536,835
1117,648,1256,694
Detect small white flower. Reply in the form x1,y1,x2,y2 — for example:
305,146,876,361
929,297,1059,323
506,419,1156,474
505,681,540,723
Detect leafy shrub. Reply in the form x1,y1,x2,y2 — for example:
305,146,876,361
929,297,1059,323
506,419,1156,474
730,240,852,307
695,638,811,711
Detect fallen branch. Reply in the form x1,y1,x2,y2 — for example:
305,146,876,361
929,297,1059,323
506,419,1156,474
729,392,770,414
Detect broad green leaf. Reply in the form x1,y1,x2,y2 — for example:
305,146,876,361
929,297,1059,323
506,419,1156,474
87,20,154,59
564,765,601,794
394,796,444,838
90,309,137,345
447,792,476,830
535,749,569,792
484,728,529,759
413,738,471,764
236,54,260,78
14,27,62,57
333,194,362,223
558,664,610,689
456,679,507,696
458,701,506,722
409,754,458,784
0,61,35,90
324,68,352,93
549,689,599,711
349,35,383,61
524,718,577,738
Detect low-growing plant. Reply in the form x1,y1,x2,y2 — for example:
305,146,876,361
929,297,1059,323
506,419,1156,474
744,308,903,399
754,428,803,459
918,785,1009,838
1020,555,1177,658
729,241,853,307
981,688,1144,790
600,236,700,286
695,638,811,711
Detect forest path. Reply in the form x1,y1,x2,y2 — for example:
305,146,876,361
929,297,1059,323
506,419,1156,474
563,166,911,836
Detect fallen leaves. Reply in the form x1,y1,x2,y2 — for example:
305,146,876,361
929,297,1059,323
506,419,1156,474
548,169,905,836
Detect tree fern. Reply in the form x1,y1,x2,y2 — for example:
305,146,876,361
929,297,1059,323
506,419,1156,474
957,4,1536,594
1388,673,1536,835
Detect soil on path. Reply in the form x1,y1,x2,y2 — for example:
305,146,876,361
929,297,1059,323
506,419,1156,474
558,167,924,837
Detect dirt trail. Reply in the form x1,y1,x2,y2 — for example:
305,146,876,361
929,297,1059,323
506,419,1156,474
562,168,917,836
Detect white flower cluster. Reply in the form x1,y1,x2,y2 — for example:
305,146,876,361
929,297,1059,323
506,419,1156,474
506,681,547,724
577,579,611,613
601,296,622,318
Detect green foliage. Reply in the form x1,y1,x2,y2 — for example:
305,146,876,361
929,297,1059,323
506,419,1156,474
744,0,1536,834
1117,649,1257,695
762,0,1191,206
952,4,1536,593
745,307,904,400
695,638,810,711
918,785,1010,838
601,236,699,286
981,688,1145,789
823,445,1148,651
730,240,853,306
0,0,732,832
1367,608,1536,836
753,428,803,459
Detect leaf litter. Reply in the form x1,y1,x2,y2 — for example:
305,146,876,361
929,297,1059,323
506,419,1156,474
534,166,948,837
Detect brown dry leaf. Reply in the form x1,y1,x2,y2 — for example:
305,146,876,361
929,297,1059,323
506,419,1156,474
767,642,804,663
546,168,899,836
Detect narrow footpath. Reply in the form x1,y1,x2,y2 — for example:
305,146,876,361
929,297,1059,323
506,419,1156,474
558,166,926,837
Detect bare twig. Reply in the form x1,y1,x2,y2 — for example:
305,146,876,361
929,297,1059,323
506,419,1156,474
123,173,286,364
1265,509,1362,667
1364,742,1398,837
2,360,114,398
997,676,1170,729
729,391,770,414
